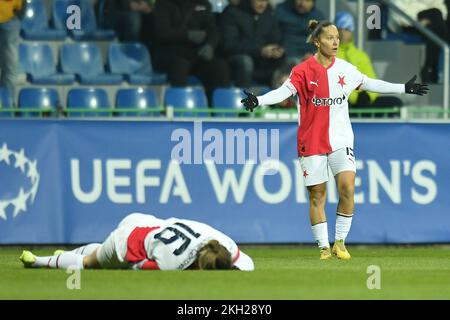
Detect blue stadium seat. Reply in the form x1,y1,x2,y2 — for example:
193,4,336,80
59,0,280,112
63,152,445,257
115,88,160,117
60,43,123,85
52,0,115,40
212,88,245,117
67,88,111,117
108,43,167,85
0,88,14,117
18,88,60,117
21,0,66,40
164,87,208,117
52,0,72,29
19,43,75,85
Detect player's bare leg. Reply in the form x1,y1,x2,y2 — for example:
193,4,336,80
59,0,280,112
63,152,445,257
333,171,355,260
82,249,102,269
308,183,327,225
336,171,355,214
307,182,331,259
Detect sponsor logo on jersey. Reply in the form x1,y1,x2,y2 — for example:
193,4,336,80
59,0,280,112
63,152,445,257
312,95,346,107
310,80,319,87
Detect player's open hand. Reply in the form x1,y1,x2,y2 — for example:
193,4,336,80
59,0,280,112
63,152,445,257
241,90,259,112
405,75,429,95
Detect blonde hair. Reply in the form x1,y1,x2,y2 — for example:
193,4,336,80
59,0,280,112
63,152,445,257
195,240,232,270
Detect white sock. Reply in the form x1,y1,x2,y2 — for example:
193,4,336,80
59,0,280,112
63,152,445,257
311,222,330,249
71,243,101,255
335,213,353,241
33,252,84,269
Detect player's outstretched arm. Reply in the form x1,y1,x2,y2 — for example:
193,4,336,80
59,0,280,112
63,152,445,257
360,75,429,96
404,75,429,95
241,86,293,112
241,90,259,112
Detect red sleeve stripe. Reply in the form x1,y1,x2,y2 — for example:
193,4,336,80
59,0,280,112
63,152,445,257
126,226,160,263
141,260,160,270
232,248,240,264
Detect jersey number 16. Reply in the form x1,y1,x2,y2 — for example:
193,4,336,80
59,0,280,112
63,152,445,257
154,223,201,256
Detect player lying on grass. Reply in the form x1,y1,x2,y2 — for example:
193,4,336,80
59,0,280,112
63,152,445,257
20,213,254,271
241,19,429,260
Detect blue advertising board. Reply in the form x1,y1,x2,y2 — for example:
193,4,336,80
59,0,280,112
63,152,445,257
0,120,449,244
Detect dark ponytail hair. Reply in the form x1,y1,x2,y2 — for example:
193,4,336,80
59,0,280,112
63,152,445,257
307,19,334,44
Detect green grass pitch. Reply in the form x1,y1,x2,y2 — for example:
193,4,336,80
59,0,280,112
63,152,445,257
1,245,450,299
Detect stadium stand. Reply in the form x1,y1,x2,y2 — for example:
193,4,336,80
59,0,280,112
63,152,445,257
19,43,75,85
18,87,60,117
2,0,445,119
60,43,123,85
52,0,115,41
21,0,66,41
164,87,208,117
212,87,246,117
108,43,167,85
67,88,111,117
115,88,160,117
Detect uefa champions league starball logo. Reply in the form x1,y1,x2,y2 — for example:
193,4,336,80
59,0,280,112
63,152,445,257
0,143,40,220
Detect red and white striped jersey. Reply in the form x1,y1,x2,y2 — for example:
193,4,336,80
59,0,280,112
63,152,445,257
283,55,365,157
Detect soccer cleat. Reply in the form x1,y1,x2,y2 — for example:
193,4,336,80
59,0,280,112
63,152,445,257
53,249,65,256
319,247,332,260
332,240,351,260
19,250,36,268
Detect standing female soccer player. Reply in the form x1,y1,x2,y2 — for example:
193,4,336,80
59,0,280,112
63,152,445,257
20,213,254,271
241,20,428,260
